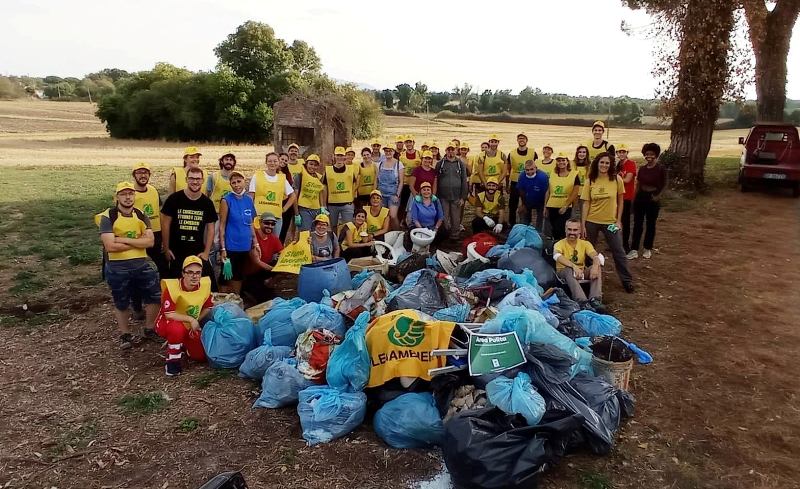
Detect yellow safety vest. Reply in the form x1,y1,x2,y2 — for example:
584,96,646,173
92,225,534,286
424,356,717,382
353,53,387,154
325,165,356,204
297,166,324,209
173,166,187,191
160,277,212,330
587,140,610,162
400,151,419,178
508,149,534,183
134,185,161,232
575,164,589,186
546,170,579,208
341,221,367,250
478,191,502,218
288,159,305,180
366,207,389,234
97,208,148,261
481,151,505,179
252,171,286,216
468,156,481,184
538,159,556,177
208,172,232,212
357,163,377,196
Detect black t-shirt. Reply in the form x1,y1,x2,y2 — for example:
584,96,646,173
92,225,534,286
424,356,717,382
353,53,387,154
161,191,218,256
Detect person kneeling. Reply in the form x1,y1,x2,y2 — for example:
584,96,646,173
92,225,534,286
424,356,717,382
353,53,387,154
405,181,446,249
155,256,213,376
552,219,607,313
241,212,284,307
471,177,506,236
341,208,375,261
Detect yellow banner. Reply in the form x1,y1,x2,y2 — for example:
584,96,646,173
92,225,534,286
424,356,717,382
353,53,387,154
272,231,313,274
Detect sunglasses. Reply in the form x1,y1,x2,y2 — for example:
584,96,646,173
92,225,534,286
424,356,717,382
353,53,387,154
262,221,276,227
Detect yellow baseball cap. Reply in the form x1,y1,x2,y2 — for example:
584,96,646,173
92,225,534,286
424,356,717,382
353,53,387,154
115,181,135,193
395,135,405,142
288,143,300,150
555,152,569,159
616,143,629,151
421,150,434,159
132,162,151,172
460,142,470,149
383,141,394,149
592,120,606,129
404,135,414,142
446,141,458,149
371,138,382,146
488,134,500,142
306,154,321,162
543,143,554,150
182,255,203,270
345,147,355,154
430,141,440,148
486,177,500,185
334,146,346,155
183,146,202,156
516,133,528,140
421,141,431,148
370,189,383,197
314,214,330,225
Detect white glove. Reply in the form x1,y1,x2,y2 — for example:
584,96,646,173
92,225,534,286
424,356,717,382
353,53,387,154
483,216,495,227
493,223,503,234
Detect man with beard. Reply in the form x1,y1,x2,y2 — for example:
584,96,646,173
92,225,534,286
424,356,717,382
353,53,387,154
241,212,284,306
205,153,236,277
170,147,202,194
160,167,218,290
553,218,606,313
471,177,506,235
436,141,469,239
506,133,538,226
98,182,161,349
286,143,305,181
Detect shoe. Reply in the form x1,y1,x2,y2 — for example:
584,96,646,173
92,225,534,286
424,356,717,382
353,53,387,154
588,298,608,315
623,282,635,293
165,361,182,377
143,328,160,342
131,309,145,321
119,333,134,350
626,250,638,260
643,249,652,259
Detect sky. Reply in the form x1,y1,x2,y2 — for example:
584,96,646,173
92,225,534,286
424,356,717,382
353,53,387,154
2,0,800,100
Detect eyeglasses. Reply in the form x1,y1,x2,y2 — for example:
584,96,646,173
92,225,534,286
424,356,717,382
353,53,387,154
183,270,202,276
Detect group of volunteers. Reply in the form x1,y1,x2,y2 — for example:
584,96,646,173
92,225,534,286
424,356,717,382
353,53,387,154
96,120,667,376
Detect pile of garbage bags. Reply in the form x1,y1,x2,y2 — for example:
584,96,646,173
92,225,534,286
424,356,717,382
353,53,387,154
197,225,647,488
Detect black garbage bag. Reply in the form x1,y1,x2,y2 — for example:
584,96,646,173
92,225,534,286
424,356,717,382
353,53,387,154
387,269,447,316
390,253,427,283
442,407,584,489
454,256,496,278
430,371,470,417
525,346,634,455
498,248,558,290
547,288,581,328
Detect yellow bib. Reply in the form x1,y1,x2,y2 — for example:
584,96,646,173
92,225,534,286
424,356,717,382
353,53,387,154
97,208,148,261
478,191,502,218
161,277,212,329
400,151,419,177
341,221,367,250
252,171,286,215
366,207,389,234
539,160,556,177
481,151,504,178
468,156,481,184
546,170,578,208
173,166,187,191
357,163,377,196
298,166,324,209
325,165,356,204
134,185,161,232
508,149,533,183
288,159,305,180
575,165,588,186
208,172,232,212
587,140,609,162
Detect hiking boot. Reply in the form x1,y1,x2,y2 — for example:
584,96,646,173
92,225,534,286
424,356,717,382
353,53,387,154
165,361,182,377
119,333,134,350
623,282,635,293
143,328,161,342
131,309,145,321
642,249,652,259
588,297,608,315
626,250,638,260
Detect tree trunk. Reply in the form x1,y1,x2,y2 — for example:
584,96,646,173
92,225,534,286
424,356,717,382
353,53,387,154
667,0,736,191
744,0,800,122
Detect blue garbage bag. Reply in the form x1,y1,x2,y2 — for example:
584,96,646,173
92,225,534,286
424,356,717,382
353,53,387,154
464,268,542,295
481,306,584,378
351,270,373,289
572,310,622,337
486,372,546,426
201,306,256,369
486,244,512,258
253,359,313,409
433,303,470,322
373,392,444,448
326,312,370,393
212,302,249,321
497,288,559,328
291,301,346,338
506,224,543,251
255,297,307,347
297,385,367,445
238,330,293,380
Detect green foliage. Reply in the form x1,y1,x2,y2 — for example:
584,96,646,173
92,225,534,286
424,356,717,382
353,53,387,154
177,417,201,433
191,369,237,389
579,470,614,489
47,420,98,459
0,76,27,99
380,89,394,108
788,108,800,125
734,103,757,127
395,83,413,111
612,97,644,125
117,391,169,415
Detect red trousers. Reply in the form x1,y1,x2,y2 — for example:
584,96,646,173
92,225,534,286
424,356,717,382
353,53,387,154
155,317,206,362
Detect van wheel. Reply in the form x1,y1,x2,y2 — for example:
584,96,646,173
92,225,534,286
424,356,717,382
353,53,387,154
792,183,800,198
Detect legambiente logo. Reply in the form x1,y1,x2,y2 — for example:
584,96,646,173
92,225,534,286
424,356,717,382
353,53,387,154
387,316,426,347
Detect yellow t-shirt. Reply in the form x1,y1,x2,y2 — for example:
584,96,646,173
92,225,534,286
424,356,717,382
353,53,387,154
134,185,161,232
546,170,579,209
478,191,502,219
580,175,624,225
553,238,597,271
366,207,389,234
400,151,420,178
587,140,610,162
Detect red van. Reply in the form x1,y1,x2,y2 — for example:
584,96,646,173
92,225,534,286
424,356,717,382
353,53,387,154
738,124,800,197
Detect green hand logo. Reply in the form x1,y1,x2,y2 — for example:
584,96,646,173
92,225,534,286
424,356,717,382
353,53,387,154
555,185,564,195
364,176,372,183
143,203,154,216
126,231,137,238
336,182,345,191
266,191,276,202
186,305,200,319
387,316,426,347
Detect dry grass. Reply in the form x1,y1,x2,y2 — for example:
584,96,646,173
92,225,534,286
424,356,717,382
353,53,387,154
0,100,745,171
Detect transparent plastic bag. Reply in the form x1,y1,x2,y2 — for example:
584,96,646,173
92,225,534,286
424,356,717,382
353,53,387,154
297,385,367,445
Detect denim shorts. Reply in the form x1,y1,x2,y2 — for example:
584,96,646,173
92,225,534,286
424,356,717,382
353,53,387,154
105,259,161,311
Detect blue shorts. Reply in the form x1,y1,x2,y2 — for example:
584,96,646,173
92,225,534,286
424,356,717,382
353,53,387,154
105,259,161,311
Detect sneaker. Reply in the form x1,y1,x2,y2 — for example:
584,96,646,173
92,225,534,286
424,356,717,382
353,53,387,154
131,309,145,321
626,250,638,260
623,282,635,293
119,333,134,350
165,361,182,377
143,328,161,342
588,298,608,315
643,249,652,259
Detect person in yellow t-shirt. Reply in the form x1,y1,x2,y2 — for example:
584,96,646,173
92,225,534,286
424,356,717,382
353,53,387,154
340,207,375,261
365,190,391,240
586,120,615,163
553,219,606,312
287,143,306,180
543,152,581,241
170,147,202,194
130,162,167,276
478,134,507,187
356,147,377,207
538,143,556,176
293,154,327,232
507,133,537,226
323,146,358,229
580,152,633,292
399,136,420,224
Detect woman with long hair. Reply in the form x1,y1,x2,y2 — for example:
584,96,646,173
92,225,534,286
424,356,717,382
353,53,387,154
277,153,295,242
580,152,634,293
248,152,296,238
544,152,580,241
340,208,375,261
630,143,667,260
571,145,591,219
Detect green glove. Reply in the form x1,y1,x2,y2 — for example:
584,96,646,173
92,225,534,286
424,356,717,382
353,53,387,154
222,258,233,280
320,207,329,216
294,214,302,227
